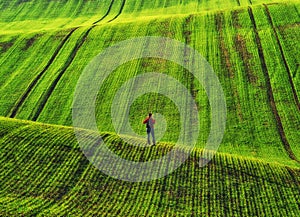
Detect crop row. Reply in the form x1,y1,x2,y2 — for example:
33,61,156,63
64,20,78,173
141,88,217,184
1,1,127,122
250,4,300,160
0,31,65,116
0,0,114,33
120,0,285,19
0,117,299,215
1,0,293,34
1,3,299,166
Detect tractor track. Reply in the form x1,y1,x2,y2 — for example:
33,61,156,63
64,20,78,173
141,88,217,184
107,0,126,23
8,1,116,119
248,7,299,163
8,27,78,118
31,26,95,121
295,5,300,17
263,4,300,111
93,0,115,24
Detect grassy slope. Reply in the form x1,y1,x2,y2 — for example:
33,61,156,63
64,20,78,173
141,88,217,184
0,116,299,216
0,0,300,215
0,0,111,33
0,0,297,33
1,2,299,165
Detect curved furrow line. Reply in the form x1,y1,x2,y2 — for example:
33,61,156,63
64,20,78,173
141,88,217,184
8,28,78,118
2,150,58,195
215,12,243,121
182,15,198,144
248,6,300,163
3,197,43,215
107,0,126,23
0,36,22,68
130,149,157,216
295,64,300,80
295,5,300,18
93,0,115,24
19,135,87,200
50,154,90,201
285,167,300,192
9,0,117,119
0,131,44,189
263,4,300,111
31,26,95,121
79,169,120,215
40,166,92,215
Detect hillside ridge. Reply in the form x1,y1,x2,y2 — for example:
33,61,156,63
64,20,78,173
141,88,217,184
0,116,300,215
0,116,299,169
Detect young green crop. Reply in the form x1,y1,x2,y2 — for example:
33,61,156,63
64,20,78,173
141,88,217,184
1,117,299,216
0,0,112,33
1,2,300,166
0,0,300,215
0,31,64,116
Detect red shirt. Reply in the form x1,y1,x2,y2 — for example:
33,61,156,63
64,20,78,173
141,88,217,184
143,117,155,127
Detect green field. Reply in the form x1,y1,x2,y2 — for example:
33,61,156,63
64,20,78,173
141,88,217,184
0,0,300,216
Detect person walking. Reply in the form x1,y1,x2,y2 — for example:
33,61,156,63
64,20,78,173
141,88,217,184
143,113,156,145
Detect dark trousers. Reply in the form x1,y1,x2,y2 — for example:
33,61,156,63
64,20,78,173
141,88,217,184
147,128,155,145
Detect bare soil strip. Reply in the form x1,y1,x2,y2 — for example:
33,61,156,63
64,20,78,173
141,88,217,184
263,4,300,111
248,6,300,163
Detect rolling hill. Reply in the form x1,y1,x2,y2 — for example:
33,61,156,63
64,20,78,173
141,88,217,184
0,117,299,216
0,0,299,216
